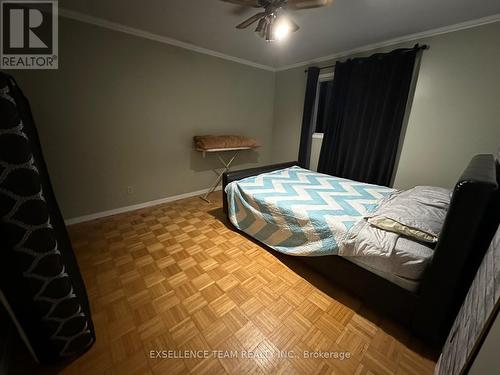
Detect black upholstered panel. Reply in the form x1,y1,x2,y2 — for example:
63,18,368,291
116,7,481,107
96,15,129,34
414,154,499,345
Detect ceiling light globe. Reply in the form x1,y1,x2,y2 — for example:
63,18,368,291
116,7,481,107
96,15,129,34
273,19,291,41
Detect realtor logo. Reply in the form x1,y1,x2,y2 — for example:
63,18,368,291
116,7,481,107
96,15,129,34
1,0,58,69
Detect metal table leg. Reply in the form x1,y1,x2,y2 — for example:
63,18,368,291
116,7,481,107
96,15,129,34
201,151,239,203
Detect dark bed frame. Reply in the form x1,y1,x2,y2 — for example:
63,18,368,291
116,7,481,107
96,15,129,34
222,155,500,348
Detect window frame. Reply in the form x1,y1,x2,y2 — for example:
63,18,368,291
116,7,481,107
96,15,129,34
312,72,334,137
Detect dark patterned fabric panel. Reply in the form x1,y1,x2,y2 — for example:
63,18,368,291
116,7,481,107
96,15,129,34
436,224,500,375
0,73,95,363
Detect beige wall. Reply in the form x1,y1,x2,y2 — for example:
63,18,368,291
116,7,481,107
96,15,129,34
272,67,307,163
271,22,500,189
11,18,500,219
11,18,275,219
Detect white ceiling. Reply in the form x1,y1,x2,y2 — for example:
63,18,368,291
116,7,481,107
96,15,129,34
60,0,500,69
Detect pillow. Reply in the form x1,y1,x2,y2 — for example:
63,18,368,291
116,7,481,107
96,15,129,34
365,186,451,243
193,135,260,150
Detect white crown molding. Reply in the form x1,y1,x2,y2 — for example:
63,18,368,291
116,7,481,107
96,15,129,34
276,13,500,71
64,186,222,225
58,8,277,72
59,8,500,74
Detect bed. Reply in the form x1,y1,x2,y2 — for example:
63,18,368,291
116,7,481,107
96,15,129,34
222,155,499,347
225,166,434,291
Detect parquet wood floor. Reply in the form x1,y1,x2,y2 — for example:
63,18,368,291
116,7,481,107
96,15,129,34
43,193,437,374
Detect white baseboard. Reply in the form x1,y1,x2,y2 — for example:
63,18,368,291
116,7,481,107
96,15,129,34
65,186,222,226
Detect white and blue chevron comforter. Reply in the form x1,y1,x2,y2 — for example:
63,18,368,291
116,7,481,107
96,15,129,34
226,166,396,256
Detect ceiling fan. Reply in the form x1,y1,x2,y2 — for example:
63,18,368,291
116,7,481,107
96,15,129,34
221,0,333,41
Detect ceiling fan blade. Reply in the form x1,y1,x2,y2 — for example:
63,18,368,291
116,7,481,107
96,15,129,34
287,0,333,10
236,12,266,29
220,0,261,8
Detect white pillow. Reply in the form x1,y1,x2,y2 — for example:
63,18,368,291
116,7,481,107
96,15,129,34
365,186,451,243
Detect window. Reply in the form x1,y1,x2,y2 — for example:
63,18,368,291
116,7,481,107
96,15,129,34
312,73,334,137
309,73,333,171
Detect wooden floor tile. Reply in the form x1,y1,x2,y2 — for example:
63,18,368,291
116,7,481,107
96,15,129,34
38,192,438,375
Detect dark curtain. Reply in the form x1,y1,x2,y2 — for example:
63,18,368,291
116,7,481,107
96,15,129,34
317,47,421,186
297,66,320,168
0,73,95,363
315,80,334,134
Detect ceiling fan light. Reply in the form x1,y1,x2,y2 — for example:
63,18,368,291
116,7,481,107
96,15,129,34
272,17,292,41
265,22,273,41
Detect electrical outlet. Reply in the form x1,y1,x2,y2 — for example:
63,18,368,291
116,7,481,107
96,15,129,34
127,186,134,195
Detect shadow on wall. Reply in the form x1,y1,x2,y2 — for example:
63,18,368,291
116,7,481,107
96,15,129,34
189,149,260,172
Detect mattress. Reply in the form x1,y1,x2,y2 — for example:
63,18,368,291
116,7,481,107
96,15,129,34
225,166,395,256
0,72,95,362
345,237,434,291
